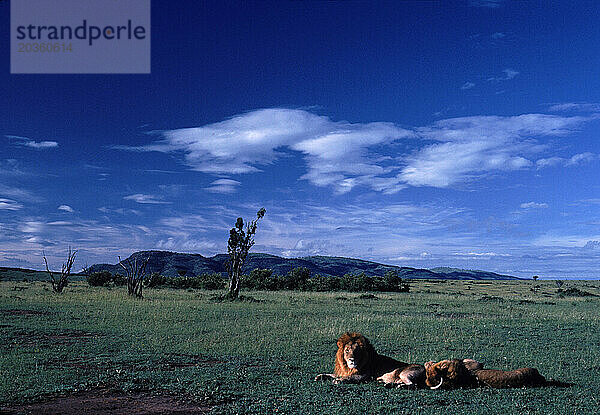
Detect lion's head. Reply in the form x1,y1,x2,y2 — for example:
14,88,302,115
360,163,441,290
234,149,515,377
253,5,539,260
334,332,376,377
424,359,478,389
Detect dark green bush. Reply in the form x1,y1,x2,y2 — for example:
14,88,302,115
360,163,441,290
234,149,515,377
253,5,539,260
242,268,279,290
145,272,168,288
305,275,341,291
282,267,311,290
87,271,113,287
169,276,196,289
196,273,226,290
168,273,225,290
112,273,127,286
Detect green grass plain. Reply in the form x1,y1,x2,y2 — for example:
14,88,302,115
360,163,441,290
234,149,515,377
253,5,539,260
1,279,599,414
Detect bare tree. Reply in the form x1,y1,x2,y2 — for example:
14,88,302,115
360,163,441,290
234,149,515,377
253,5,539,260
118,254,150,298
43,247,77,293
81,262,91,278
226,208,266,299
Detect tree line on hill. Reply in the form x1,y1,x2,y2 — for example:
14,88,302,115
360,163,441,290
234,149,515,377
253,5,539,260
86,266,410,293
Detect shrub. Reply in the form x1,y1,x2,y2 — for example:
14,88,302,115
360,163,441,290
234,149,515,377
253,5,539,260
242,268,279,290
112,273,127,286
167,273,225,290
145,272,168,288
305,275,341,292
169,276,195,289
382,270,410,292
282,267,311,290
87,271,113,287
197,273,226,290
340,272,371,292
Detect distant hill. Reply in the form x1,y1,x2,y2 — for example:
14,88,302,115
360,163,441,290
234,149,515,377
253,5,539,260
88,250,521,280
0,267,85,282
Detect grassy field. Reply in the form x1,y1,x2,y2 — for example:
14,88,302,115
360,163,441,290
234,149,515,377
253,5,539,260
1,278,599,414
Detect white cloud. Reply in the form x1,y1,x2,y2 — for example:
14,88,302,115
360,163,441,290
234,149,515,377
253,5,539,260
520,202,548,209
115,109,594,193
461,82,475,90
0,184,43,203
487,68,519,82
21,220,45,233
204,179,241,194
454,252,511,257
565,152,596,166
6,135,58,149
547,102,600,113
118,108,413,194
156,237,217,251
491,32,506,39
536,152,597,169
58,204,74,213
401,114,585,187
470,0,503,7
535,156,564,168
0,198,23,210
124,194,171,204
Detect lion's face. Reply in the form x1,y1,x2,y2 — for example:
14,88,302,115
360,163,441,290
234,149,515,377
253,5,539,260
425,359,474,389
342,341,366,369
335,332,373,374
424,360,449,389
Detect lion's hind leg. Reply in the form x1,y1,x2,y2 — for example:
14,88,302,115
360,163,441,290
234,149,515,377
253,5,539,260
378,365,425,389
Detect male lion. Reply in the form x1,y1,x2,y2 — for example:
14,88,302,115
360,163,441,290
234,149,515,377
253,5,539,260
425,359,553,389
315,332,425,386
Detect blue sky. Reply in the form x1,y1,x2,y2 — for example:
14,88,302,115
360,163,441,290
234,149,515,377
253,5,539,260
2,0,600,278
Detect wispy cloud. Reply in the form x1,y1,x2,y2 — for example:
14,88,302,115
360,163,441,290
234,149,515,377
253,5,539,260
453,251,511,257
470,0,504,8
124,194,171,204
115,108,414,194
58,205,74,213
536,152,597,169
401,114,586,187
114,109,595,193
0,184,43,203
491,32,506,39
547,102,600,113
0,159,26,176
461,82,475,90
6,135,58,149
98,207,141,215
204,179,241,194
0,198,23,210
520,202,548,209
487,68,519,82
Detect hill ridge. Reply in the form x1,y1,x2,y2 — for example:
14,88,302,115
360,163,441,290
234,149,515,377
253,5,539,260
88,250,521,280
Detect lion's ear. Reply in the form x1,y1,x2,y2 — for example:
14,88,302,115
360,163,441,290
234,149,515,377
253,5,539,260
436,360,451,372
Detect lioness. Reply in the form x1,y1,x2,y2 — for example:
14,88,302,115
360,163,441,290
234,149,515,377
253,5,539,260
425,359,552,389
424,359,482,390
315,332,425,386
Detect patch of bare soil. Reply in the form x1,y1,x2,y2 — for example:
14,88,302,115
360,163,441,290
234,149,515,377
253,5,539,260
0,389,213,415
42,354,228,372
1,309,51,316
8,329,99,347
